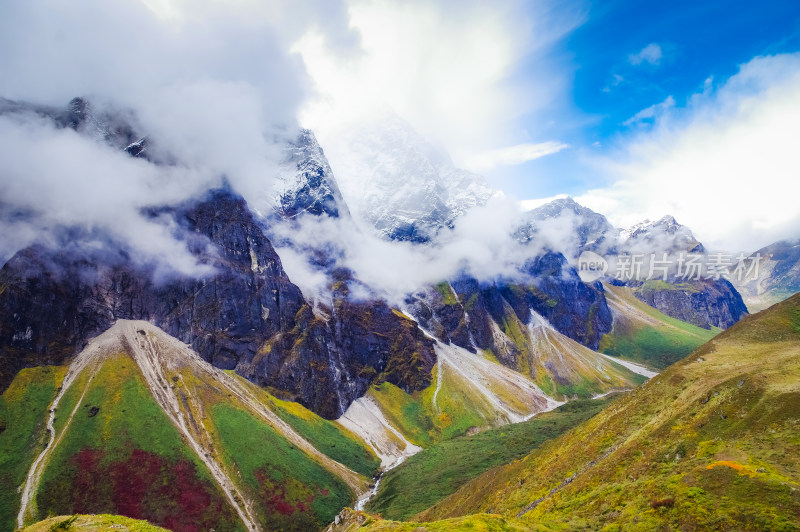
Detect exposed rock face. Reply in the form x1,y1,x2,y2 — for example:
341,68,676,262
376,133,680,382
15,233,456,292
631,278,748,329
251,271,435,417
406,251,613,360
0,187,434,418
272,129,349,219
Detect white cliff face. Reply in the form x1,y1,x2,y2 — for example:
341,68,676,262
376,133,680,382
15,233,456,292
320,114,494,241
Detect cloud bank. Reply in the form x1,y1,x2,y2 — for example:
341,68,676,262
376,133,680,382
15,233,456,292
578,53,800,252
296,0,582,175
0,0,357,270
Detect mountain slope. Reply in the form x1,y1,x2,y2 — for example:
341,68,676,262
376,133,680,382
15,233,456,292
734,238,800,312
364,397,616,521
9,320,377,532
0,186,436,419
23,514,169,532
600,282,720,369
325,114,493,242
631,278,748,330
414,292,800,530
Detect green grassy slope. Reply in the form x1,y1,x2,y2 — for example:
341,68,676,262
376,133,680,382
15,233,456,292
600,283,720,369
212,403,353,531
366,398,615,520
413,292,800,530
227,372,380,478
0,366,65,531
35,354,241,532
328,508,536,531
12,320,379,532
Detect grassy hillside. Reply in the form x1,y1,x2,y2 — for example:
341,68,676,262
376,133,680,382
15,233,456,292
366,398,615,520
600,283,720,369
412,292,800,530
23,514,169,531
328,508,536,531
227,372,380,478
0,366,65,531
35,354,241,532
9,321,376,532
212,402,353,530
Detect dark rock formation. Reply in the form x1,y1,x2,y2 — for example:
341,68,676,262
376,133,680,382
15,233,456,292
405,251,614,369
273,129,349,219
0,186,434,418
632,278,748,329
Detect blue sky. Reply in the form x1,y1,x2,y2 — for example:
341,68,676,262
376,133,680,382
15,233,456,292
491,0,800,200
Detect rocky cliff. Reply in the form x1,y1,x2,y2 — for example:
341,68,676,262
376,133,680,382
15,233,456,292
406,251,613,358
0,185,434,419
631,278,748,329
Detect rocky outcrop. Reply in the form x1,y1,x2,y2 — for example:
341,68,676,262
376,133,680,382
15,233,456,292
406,251,613,362
631,278,748,329
272,129,349,219
0,186,434,418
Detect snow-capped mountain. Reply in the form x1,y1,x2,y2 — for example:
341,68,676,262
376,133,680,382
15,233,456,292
271,129,350,220
517,196,619,256
323,114,494,242
620,215,705,254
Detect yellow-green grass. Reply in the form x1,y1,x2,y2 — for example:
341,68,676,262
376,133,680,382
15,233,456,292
368,382,437,447
366,397,615,520
211,402,353,530
601,283,720,369
151,352,369,529
367,363,516,448
434,281,459,306
0,366,66,531
23,514,169,531
34,354,240,531
330,508,538,531
226,372,380,477
415,293,800,531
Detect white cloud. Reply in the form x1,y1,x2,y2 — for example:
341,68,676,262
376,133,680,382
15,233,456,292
577,53,800,252
0,0,359,269
271,194,542,304
622,95,676,127
295,0,582,171
464,141,569,172
629,43,663,66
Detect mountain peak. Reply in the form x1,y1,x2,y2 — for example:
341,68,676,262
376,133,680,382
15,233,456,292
322,114,494,242
271,127,350,219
